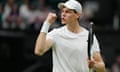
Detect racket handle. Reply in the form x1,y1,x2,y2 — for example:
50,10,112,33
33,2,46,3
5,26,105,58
89,68,93,72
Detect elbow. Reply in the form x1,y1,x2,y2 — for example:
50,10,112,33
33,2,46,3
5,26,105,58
34,48,44,56
100,63,106,70
102,64,106,72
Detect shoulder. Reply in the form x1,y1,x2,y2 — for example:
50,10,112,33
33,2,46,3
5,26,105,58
82,27,89,33
80,27,89,36
49,26,65,34
47,26,65,39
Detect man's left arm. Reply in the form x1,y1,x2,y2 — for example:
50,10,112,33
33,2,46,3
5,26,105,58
92,51,106,72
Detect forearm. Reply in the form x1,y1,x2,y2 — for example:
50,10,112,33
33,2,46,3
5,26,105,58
34,21,50,56
34,12,57,56
94,62,106,72
35,32,47,56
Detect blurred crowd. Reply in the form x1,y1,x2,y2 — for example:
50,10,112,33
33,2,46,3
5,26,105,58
0,0,62,31
0,0,119,31
0,0,120,72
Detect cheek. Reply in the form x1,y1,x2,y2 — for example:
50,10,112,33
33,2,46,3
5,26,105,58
67,15,75,21
68,14,74,17
66,14,73,18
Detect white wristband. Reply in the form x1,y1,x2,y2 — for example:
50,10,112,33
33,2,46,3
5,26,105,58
40,21,50,33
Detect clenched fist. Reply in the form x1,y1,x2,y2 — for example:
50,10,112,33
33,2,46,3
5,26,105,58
45,12,57,25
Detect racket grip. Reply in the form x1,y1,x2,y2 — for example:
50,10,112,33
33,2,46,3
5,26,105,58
89,68,92,72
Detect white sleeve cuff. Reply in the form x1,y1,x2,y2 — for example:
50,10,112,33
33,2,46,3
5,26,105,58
40,21,50,33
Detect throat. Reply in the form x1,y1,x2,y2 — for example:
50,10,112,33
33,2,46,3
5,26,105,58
67,25,82,34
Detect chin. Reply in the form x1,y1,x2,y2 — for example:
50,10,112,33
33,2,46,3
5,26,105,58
61,21,66,25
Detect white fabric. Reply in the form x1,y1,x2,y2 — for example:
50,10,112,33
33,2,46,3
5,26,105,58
40,21,50,33
58,0,82,14
20,4,35,23
20,4,31,19
20,5,40,24
20,4,50,25
2,4,11,28
2,4,11,21
47,26,100,72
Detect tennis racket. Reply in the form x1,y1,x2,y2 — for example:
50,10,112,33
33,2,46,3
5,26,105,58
88,22,94,72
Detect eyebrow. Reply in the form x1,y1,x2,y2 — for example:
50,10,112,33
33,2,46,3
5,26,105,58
69,9,77,13
65,9,77,13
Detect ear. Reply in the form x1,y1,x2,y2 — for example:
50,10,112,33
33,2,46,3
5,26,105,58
76,13,80,19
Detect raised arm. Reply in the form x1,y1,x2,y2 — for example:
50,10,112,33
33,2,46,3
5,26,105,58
34,13,57,56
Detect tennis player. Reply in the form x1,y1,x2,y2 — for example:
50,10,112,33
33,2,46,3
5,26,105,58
34,0,106,72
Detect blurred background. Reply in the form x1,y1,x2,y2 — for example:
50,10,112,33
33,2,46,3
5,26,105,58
0,0,120,72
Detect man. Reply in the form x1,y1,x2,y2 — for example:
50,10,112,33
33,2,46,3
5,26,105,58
34,0,106,72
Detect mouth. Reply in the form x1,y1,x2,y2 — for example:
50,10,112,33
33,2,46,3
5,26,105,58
61,18,65,21
61,18,66,24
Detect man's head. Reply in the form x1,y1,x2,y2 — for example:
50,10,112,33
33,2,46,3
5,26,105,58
58,0,82,24
58,0,82,14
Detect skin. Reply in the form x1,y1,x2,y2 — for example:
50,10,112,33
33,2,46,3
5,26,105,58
34,7,106,72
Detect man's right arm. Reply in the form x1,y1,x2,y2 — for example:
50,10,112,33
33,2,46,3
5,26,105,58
34,32,53,56
34,13,57,56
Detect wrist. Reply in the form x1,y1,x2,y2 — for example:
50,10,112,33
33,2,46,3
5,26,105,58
40,21,50,33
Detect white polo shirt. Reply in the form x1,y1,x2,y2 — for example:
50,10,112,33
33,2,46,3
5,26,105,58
47,26,100,72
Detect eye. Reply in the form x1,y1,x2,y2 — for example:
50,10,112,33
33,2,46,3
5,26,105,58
61,8,74,14
66,10,72,13
61,9,65,13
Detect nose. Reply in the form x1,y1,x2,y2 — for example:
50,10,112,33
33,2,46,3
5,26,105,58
61,11,65,18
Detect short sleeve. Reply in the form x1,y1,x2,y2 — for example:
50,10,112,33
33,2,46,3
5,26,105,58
91,35,100,57
47,29,57,43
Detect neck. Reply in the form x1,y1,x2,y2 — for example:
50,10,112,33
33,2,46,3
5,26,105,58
66,21,82,34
